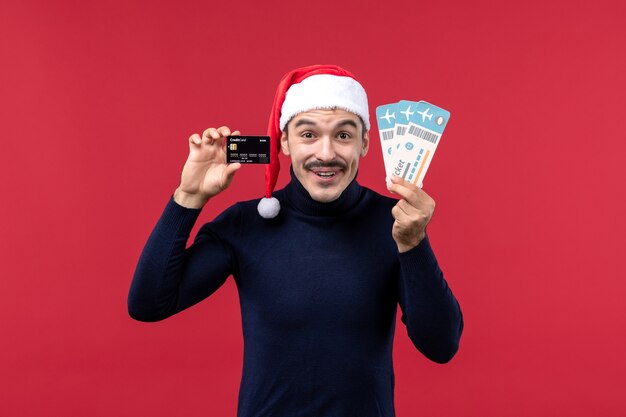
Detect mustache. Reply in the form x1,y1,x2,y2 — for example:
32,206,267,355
304,160,347,170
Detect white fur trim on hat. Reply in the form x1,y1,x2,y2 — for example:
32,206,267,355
279,74,370,131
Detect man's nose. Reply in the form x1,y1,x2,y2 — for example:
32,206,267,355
316,136,336,160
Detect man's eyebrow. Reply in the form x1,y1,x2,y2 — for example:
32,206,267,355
292,119,359,130
294,119,318,128
334,120,359,130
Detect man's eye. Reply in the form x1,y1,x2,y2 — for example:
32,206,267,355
338,132,351,140
302,132,314,139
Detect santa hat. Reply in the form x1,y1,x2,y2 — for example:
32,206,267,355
257,64,370,218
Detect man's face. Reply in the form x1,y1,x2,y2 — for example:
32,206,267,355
281,108,370,203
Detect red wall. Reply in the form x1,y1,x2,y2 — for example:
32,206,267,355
1,0,625,416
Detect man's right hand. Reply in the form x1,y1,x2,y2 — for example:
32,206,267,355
173,126,242,209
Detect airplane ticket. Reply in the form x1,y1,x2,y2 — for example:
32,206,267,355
376,100,450,188
375,103,397,175
394,100,413,141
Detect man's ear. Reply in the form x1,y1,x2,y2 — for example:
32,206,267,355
360,130,370,157
280,130,290,155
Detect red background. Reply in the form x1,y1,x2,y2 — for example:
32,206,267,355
1,0,625,415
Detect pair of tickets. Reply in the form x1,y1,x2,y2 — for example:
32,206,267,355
376,100,450,188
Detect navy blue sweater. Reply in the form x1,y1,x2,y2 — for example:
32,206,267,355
128,170,463,417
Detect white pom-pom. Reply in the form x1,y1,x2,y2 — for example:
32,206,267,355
257,197,280,219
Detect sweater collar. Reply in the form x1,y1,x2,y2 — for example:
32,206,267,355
282,166,363,216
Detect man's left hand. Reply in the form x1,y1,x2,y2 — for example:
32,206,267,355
387,176,436,253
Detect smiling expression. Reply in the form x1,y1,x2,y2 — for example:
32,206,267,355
281,108,370,203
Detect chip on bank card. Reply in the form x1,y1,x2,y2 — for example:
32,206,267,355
376,100,450,188
226,135,270,164
375,103,397,174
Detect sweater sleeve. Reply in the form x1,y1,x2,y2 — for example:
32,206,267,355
127,197,239,322
397,234,464,363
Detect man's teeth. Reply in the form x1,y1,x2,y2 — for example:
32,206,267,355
315,172,336,177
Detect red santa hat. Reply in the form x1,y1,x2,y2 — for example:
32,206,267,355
257,64,370,218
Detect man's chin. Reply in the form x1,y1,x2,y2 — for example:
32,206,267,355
297,169,354,203
307,186,343,203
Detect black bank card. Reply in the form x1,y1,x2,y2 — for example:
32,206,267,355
226,135,270,164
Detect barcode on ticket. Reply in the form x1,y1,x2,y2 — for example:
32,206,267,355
381,130,394,140
408,125,439,144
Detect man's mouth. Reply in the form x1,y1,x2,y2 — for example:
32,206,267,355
312,169,338,179
305,162,346,180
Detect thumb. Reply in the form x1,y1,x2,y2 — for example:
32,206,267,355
222,163,241,188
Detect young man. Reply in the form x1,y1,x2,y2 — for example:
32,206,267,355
128,64,463,417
